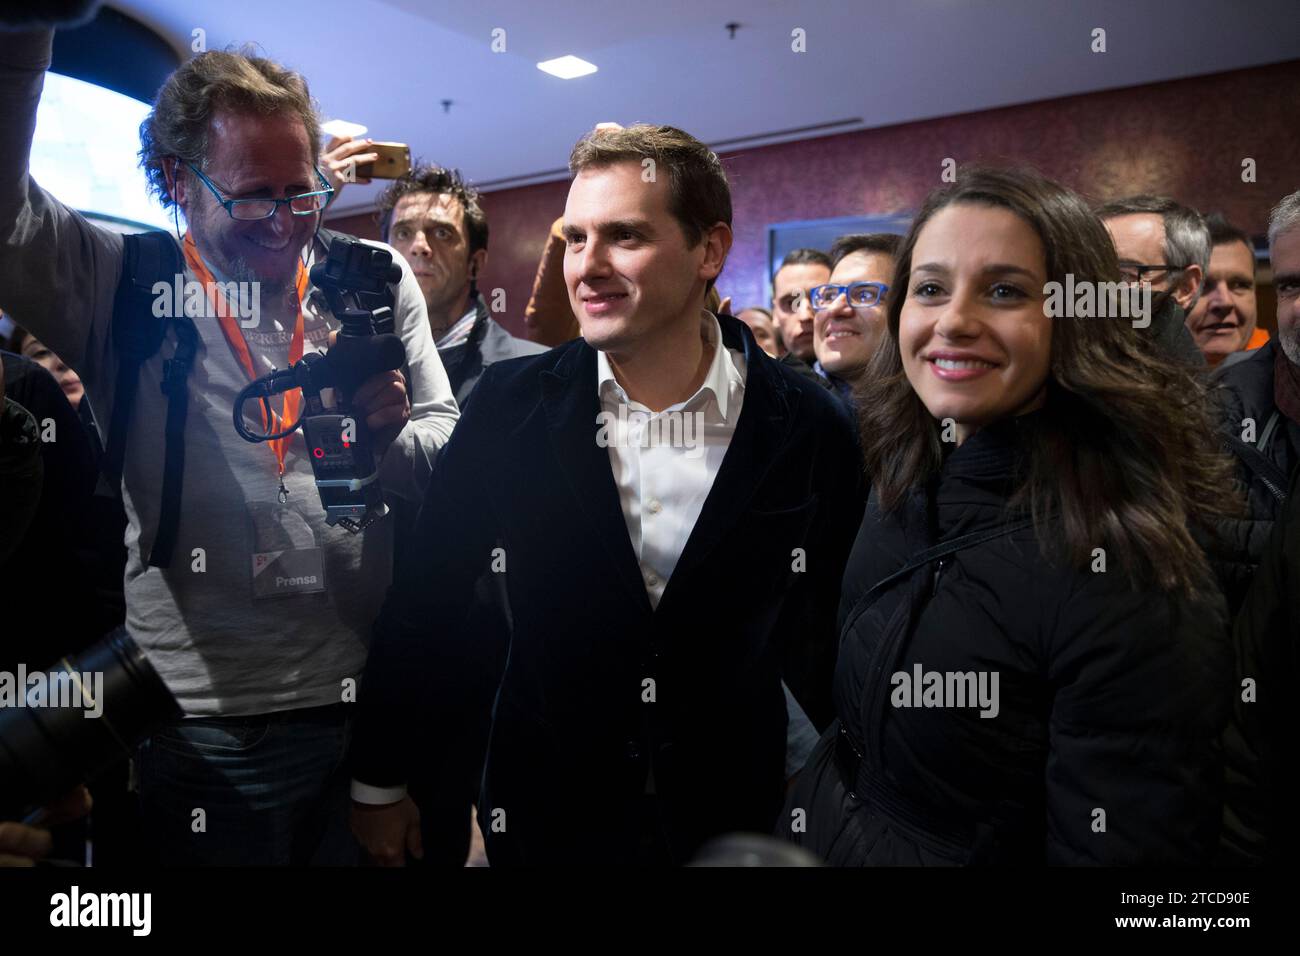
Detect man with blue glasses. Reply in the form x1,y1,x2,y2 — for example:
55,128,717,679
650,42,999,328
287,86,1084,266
0,28,458,864
811,233,901,406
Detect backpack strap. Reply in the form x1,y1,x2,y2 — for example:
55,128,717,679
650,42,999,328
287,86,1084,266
104,230,194,569
837,513,1043,653
150,315,198,568
1258,408,1282,453
851,515,1039,622
101,231,177,490
1224,423,1291,504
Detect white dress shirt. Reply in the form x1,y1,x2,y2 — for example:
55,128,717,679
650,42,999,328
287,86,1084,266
597,311,746,608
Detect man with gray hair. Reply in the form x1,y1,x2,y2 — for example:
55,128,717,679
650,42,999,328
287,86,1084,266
1097,195,1209,365
1206,189,1300,620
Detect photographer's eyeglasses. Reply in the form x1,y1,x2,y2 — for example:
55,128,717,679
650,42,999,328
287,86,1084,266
810,281,889,311
185,163,335,221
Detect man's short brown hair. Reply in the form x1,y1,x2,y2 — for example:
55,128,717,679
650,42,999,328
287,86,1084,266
567,124,732,248
139,47,322,209
376,164,489,257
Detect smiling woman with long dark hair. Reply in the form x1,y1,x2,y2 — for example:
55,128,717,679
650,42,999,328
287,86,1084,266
784,167,1243,865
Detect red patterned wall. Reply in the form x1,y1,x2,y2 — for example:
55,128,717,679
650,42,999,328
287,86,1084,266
329,58,1300,341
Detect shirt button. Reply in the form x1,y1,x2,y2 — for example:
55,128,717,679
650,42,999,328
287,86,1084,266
645,572,660,588
646,499,662,515
626,741,641,760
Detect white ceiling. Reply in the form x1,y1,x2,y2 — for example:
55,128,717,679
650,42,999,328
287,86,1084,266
115,0,1300,216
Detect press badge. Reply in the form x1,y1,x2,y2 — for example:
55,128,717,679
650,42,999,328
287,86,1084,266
249,500,327,599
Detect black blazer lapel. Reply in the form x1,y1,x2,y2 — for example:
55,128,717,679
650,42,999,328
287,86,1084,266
662,315,799,603
539,343,654,615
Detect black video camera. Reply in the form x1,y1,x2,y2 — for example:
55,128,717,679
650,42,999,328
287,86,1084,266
233,235,406,534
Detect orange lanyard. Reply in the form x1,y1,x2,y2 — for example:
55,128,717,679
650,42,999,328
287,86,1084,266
182,232,309,486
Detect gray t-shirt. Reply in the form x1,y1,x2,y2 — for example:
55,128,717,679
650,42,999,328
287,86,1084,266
0,30,460,716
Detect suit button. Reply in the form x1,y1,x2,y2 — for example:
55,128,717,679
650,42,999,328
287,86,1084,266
626,740,641,760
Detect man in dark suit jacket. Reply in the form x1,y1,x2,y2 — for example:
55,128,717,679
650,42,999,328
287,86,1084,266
349,124,863,866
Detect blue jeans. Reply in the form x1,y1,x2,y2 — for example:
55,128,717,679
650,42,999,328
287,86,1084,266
136,703,359,866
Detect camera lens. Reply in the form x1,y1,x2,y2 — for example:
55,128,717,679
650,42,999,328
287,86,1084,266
0,629,179,821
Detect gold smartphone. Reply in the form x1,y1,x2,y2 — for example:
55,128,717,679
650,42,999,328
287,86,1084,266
356,142,411,180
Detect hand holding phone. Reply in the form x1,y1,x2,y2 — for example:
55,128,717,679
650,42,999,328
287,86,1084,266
321,135,379,196
357,142,411,180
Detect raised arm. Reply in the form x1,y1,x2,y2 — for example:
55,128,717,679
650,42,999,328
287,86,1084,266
0,28,123,387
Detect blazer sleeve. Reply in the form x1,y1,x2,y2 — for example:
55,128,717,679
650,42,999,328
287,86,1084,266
349,361,508,790
1042,575,1231,864
776,397,865,732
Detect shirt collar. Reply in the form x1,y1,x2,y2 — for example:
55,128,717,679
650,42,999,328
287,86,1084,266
596,311,745,421
434,303,480,350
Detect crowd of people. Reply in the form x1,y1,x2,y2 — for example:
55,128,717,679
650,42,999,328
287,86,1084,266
1,17,1298,869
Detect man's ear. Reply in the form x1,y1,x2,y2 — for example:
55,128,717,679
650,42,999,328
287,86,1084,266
469,248,488,280
1174,263,1204,311
699,221,733,283
164,158,188,213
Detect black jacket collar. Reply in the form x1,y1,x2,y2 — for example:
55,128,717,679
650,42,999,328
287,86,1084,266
941,413,1036,482
537,313,798,614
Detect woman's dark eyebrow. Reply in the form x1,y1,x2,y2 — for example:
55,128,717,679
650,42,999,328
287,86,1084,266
910,262,1041,282
979,263,1040,281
